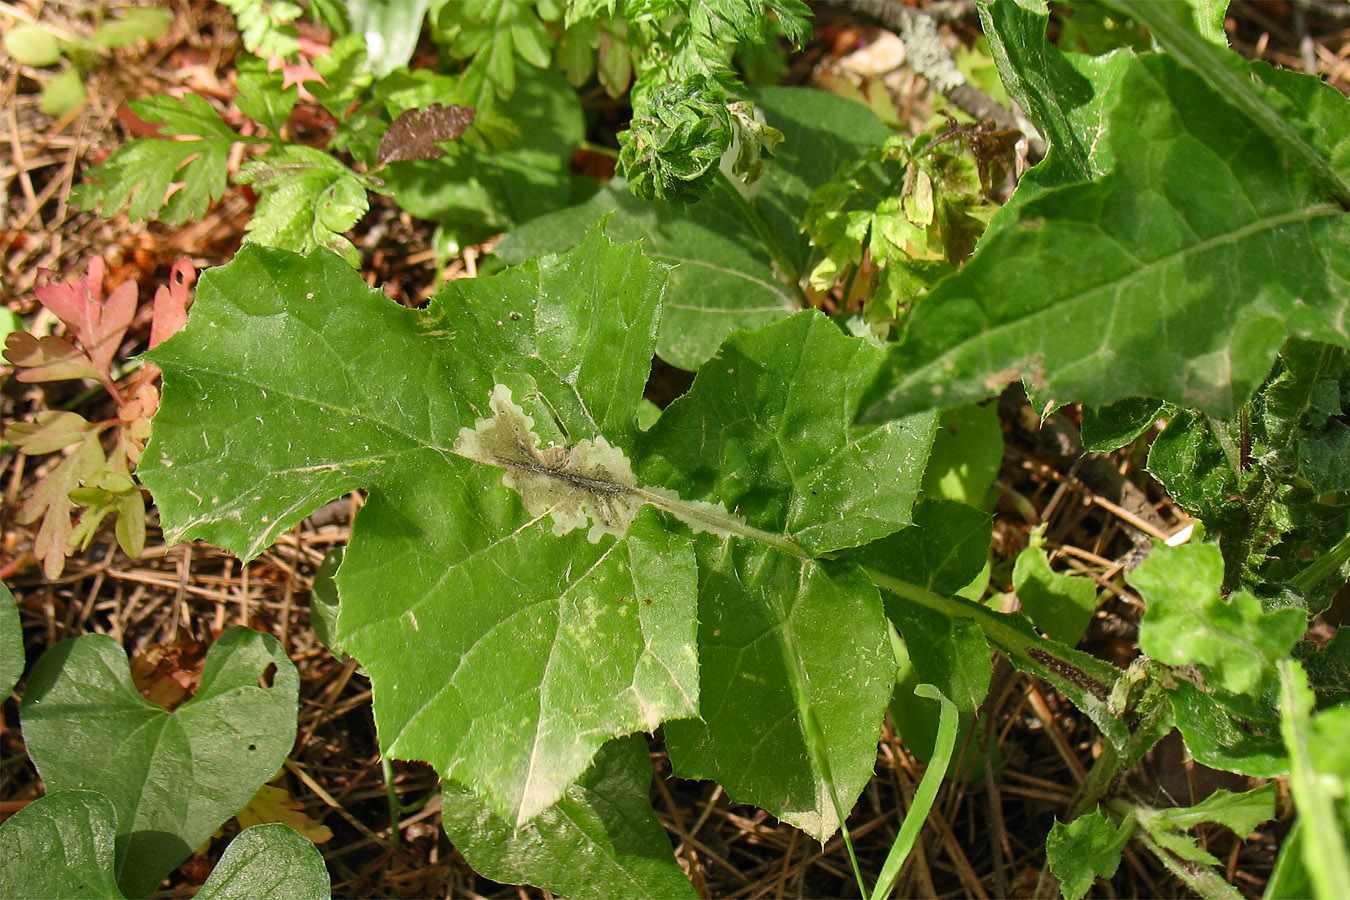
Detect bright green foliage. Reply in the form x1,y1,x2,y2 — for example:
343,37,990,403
803,130,1000,330
1012,531,1097,645
73,94,239,225
863,38,1350,423
1148,784,1277,839
0,583,19,697
234,56,299,135
620,75,782,206
440,737,696,900
0,792,125,900
219,0,302,58
1046,809,1131,900
565,0,809,203
21,628,299,897
431,0,557,106
346,0,433,77
499,86,892,368
141,234,939,843
0,795,329,900
236,145,370,265
1079,397,1163,452
1280,660,1350,900
921,403,1003,508
1131,542,1305,696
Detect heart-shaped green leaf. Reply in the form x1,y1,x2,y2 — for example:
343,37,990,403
195,824,330,900
20,627,299,898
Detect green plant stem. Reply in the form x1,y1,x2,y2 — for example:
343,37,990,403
863,567,1132,751
1108,0,1350,211
382,756,402,849
1291,531,1350,593
1279,659,1350,900
869,684,958,900
635,487,811,559
1131,821,1246,900
713,168,808,305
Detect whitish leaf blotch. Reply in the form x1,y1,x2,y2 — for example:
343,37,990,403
455,384,644,542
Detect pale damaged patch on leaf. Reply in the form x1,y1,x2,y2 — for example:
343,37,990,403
455,385,644,542
455,384,753,546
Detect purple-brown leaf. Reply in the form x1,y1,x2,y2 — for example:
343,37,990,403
377,104,476,166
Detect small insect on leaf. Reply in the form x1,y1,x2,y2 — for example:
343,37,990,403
454,384,645,542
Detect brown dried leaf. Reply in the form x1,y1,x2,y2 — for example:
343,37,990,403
377,103,476,166
5,411,100,455
235,784,334,844
19,432,107,579
131,638,208,710
4,332,102,383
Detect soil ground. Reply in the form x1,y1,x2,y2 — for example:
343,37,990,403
3,1,1349,897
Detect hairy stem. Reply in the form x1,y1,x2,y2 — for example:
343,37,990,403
713,169,808,305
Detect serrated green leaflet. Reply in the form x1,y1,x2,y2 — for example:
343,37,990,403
143,231,696,827
1045,808,1130,900
440,737,695,900
236,145,369,265
73,94,239,225
863,52,1350,422
0,792,126,900
20,628,298,898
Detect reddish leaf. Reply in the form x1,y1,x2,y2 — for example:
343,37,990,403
150,257,196,349
377,104,477,166
33,257,138,381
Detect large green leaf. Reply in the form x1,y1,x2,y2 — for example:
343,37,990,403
0,791,126,900
0,581,20,696
632,311,935,836
143,234,698,828
0,798,329,900
497,87,892,369
862,53,1350,423
195,824,330,900
440,737,695,900
19,628,298,898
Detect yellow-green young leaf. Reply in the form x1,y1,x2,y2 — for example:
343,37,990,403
1131,542,1307,695
92,8,171,49
20,628,299,898
40,68,85,116
4,23,63,66
1012,540,1097,645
